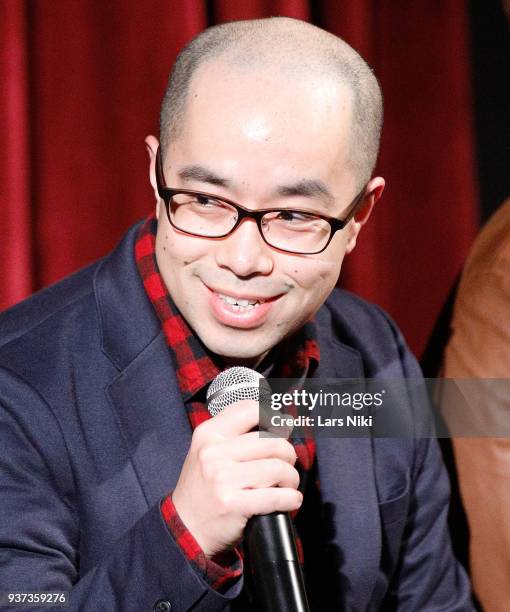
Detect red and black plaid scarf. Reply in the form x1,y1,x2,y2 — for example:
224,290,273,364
135,214,319,476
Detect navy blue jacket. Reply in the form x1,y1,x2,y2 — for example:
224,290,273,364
0,223,472,611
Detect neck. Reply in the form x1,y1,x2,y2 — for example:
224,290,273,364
220,350,271,372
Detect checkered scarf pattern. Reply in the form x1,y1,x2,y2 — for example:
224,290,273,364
135,214,319,589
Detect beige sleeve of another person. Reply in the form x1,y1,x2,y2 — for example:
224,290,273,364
443,198,510,612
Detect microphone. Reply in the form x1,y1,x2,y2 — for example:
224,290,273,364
206,367,310,612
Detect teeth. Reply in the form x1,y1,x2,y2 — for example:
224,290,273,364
232,303,257,311
218,293,262,309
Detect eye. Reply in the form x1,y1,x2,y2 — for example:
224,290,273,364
275,210,317,223
195,195,218,208
186,194,234,215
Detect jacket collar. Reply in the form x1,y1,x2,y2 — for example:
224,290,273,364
94,222,161,371
95,222,192,501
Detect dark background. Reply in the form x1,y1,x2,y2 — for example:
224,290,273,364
470,0,510,223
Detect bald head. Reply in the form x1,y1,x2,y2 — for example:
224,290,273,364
159,17,383,187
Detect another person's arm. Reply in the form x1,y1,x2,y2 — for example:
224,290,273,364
444,256,510,612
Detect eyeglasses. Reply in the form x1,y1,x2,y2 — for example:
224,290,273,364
155,146,367,255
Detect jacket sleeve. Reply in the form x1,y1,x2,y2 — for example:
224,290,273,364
0,368,242,612
379,316,474,611
443,260,510,611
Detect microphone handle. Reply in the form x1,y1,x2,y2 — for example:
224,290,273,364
244,512,310,612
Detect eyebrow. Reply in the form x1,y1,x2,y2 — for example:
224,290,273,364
276,180,334,207
178,165,231,188
177,165,334,207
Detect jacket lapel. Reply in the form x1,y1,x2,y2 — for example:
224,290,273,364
314,309,382,610
95,224,192,508
106,333,192,506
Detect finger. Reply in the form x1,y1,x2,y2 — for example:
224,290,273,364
199,400,260,438
224,431,298,464
235,487,303,517
232,458,300,490
260,409,294,439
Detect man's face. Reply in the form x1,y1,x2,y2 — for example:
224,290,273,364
149,62,382,366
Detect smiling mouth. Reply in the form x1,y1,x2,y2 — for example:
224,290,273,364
205,283,285,325
216,293,264,311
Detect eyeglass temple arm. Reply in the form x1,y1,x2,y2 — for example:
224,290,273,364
155,146,167,197
340,186,368,226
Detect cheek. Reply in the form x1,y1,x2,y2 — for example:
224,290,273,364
156,229,206,266
158,231,180,258
290,259,342,292
159,232,171,254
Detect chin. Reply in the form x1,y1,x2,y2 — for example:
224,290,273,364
199,332,271,366
210,344,266,364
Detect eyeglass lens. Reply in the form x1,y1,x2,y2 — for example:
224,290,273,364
169,193,332,254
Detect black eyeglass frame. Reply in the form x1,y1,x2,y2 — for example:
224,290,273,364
155,146,368,255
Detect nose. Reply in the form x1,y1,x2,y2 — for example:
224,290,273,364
214,218,274,277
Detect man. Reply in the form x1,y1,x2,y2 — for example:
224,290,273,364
0,17,471,611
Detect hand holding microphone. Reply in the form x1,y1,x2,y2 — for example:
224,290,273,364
171,372,302,559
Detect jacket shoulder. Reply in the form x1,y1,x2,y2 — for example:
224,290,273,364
0,260,107,395
321,288,419,377
324,286,395,329
0,261,100,351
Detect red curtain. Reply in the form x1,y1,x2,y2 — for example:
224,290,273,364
1,0,478,358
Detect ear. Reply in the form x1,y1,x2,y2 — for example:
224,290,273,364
344,176,385,254
145,134,161,218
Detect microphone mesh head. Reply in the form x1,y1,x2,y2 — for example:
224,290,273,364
206,367,268,416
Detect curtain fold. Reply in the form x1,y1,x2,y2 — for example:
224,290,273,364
340,1,478,355
1,1,478,356
1,1,33,307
